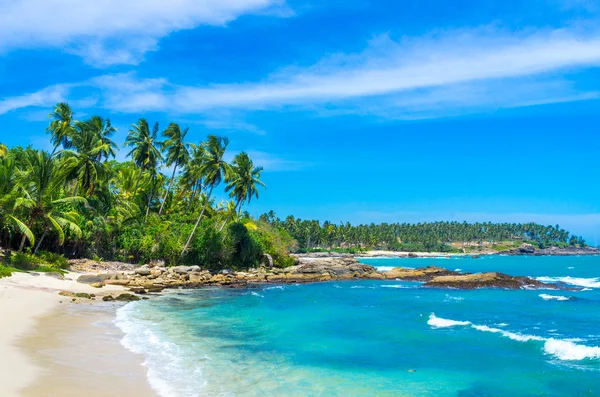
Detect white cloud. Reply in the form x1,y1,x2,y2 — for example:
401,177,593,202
0,84,70,115
226,150,312,171
96,27,600,116
3,27,600,119
0,0,287,66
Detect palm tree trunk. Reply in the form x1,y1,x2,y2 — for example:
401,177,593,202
218,199,241,232
33,230,47,255
19,234,28,252
145,176,156,223
182,184,214,256
158,164,177,215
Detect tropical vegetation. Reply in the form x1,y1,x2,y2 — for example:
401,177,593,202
259,213,587,253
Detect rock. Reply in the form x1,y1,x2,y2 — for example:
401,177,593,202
75,292,95,299
105,279,131,286
114,293,141,302
149,259,165,268
58,291,76,297
90,282,105,288
77,274,109,284
171,266,191,274
385,266,457,281
221,269,233,275
135,268,151,276
424,272,560,290
128,287,147,294
188,265,201,273
44,272,65,280
102,295,115,302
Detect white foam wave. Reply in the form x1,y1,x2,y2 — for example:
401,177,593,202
427,314,471,328
539,294,570,301
454,268,462,272
265,285,285,290
544,339,600,361
536,276,600,289
250,292,264,298
114,302,207,397
380,284,410,289
444,295,464,302
375,266,396,272
427,313,600,361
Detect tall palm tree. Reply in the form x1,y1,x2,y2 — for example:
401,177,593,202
124,119,163,200
63,121,109,196
219,152,265,232
182,135,230,255
15,151,85,252
158,123,190,215
0,155,35,247
85,116,118,162
0,143,7,158
46,103,75,154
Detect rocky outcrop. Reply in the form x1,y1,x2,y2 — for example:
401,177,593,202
69,259,136,272
424,272,560,290
498,244,600,256
384,266,458,281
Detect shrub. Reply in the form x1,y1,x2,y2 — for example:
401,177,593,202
9,252,42,270
224,222,262,270
0,266,12,278
186,220,225,269
37,251,69,269
251,222,297,268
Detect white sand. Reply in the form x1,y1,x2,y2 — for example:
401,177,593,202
0,272,126,397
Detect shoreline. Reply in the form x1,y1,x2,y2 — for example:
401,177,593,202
0,272,156,397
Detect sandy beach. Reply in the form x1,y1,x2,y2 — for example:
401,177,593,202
0,272,156,397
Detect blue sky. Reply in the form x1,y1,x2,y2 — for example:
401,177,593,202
1,0,599,241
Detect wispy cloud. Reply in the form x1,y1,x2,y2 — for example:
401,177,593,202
225,150,312,171
0,0,288,66
0,84,70,115
3,26,600,119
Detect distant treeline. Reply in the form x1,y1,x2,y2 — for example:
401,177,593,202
258,212,586,252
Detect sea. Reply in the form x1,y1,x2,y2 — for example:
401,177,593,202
114,255,600,397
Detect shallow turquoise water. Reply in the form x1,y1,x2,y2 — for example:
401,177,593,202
115,256,600,397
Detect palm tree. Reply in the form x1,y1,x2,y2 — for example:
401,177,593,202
46,103,75,154
182,135,230,255
0,143,7,158
219,152,265,232
0,155,35,247
124,119,163,200
85,116,118,162
15,150,85,252
158,123,190,215
63,121,109,196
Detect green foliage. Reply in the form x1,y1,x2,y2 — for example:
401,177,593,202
0,266,12,278
186,220,225,269
9,252,43,270
250,222,296,268
224,222,262,270
37,251,69,269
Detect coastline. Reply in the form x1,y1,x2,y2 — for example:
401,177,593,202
0,272,156,397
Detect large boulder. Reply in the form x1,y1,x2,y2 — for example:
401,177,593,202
171,266,191,274
135,268,151,276
77,274,110,284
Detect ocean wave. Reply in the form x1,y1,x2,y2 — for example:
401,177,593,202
444,295,464,302
427,314,471,328
375,266,396,272
265,285,285,290
427,314,600,361
114,302,206,397
536,276,600,289
539,294,570,301
250,292,264,298
380,284,410,289
454,268,462,272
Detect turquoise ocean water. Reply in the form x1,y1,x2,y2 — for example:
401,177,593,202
115,256,600,396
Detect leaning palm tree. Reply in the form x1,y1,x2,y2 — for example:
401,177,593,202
219,152,265,232
124,119,163,200
85,116,118,162
46,103,75,154
182,135,230,255
158,123,190,215
15,150,86,252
